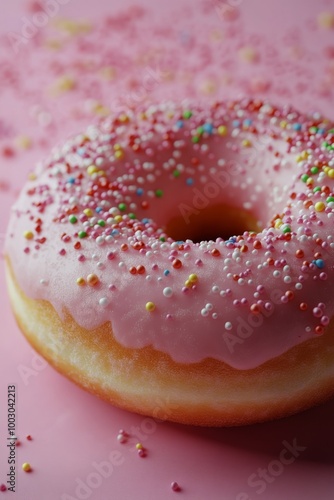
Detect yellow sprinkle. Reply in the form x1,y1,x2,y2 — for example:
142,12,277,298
306,177,314,186
22,463,31,472
24,231,34,240
328,168,334,178
188,274,198,283
218,125,228,136
53,18,92,36
184,280,192,288
315,202,325,212
119,114,129,123
97,170,106,177
83,208,93,217
274,219,283,229
87,274,100,287
280,120,288,129
44,39,63,50
99,66,117,80
115,150,124,160
136,443,143,450
76,277,86,286
114,144,122,150
238,46,258,63
114,215,122,223
87,165,98,176
92,103,110,116
50,75,76,95
15,135,32,150
242,139,252,148
323,166,330,174
317,12,334,30
28,173,37,181
146,302,156,312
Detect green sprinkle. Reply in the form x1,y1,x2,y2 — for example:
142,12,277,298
192,135,200,144
118,203,127,212
327,196,334,203
313,186,321,193
173,170,181,178
128,213,136,219
301,174,309,183
155,189,163,198
282,226,291,234
98,220,106,227
78,231,88,239
159,237,166,242
69,215,78,224
183,110,192,119
309,126,318,134
197,126,204,135
310,166,319,174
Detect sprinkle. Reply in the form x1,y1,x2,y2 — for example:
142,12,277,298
76,277,85,286
146,301,156,312
22,463,32,472
24,230,34,240
163,287,173,297
171,481,181,492
314,202,325,212
87,274,99,286
78,231,88,238
183,110,192,119
172,258,182,269
217,125,228,136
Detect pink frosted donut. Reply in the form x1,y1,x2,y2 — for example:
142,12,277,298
5,99,334,425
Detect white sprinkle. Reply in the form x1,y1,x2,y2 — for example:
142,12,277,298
99,297,108,306
163,287,173,298
225,322,233,330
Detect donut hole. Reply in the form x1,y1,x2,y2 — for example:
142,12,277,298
165,203,261,243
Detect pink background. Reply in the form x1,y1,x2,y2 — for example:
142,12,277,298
1,1,334,499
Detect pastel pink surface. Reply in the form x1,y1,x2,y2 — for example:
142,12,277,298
1,1,334,499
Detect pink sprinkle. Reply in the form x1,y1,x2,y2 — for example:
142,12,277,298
138,449,146,457
171,481,181,492
0,484,7,492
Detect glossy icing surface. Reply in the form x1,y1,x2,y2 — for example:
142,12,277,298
6,100,334,369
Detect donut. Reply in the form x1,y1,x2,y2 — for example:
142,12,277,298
5,99,334,426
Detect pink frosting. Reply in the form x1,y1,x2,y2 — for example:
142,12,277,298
5,100,334,369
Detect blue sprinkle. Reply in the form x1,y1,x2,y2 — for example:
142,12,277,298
317,128,326,135
176,120,184,129
226,237,237,245
111,229,119,236
314,259,325,269
243,119,252,127
67,177,76,184
136,188,144,196
177,241,184,245
142,218,150,224
293,123,302,131
203,123,213,134
164,270,170,276
96,207,102,213
232,120,240,128
76,147,86,156
186,178,194,186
